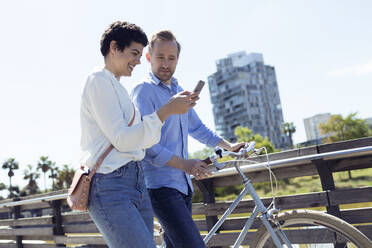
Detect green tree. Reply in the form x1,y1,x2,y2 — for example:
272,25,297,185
189,147,213,159
190,126,277,160
56,164,75,190
320,113,372,143
234,126,276,153
281,122,296,149
2,158,19,190
23,164,40,195
37,156,52,191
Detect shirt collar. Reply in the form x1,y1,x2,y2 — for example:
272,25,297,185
103,67,118,81
148,72,178,88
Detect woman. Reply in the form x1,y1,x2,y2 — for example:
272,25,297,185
80,21,197,248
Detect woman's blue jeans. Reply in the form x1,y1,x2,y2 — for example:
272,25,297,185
88,161,156,248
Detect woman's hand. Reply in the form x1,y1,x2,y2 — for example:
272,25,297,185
157,91,199,122
167,91,199,114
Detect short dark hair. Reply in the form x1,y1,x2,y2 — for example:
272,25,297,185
100,21,148,57
149,30,181,56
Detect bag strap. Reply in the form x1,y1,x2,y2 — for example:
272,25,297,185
88,103,136,180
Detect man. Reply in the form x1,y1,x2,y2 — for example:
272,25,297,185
131,30,245,248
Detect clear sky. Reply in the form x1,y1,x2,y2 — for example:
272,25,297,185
1,0,371,192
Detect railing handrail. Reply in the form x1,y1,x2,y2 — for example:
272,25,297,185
0,193,69,208
1,145,371,209
208,145,372,179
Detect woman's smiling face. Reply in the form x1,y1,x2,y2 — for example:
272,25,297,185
112,41,144,78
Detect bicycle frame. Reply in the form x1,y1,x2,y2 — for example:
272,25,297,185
203,159,293,248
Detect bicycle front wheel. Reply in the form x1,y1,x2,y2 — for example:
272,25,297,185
250,209,371,248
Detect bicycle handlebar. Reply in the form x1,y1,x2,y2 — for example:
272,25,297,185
202,141,263,169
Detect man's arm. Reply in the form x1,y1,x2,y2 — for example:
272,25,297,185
131,84,211,179
131,84,175,166
188,108,221,146
217,139,246,152
165,156,211,180
188,108,246,152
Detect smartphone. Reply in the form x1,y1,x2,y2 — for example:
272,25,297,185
193,80,205,93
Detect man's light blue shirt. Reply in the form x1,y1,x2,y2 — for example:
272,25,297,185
131,72,221,195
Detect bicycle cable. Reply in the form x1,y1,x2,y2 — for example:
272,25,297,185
222,146,278,212
262,146,278,211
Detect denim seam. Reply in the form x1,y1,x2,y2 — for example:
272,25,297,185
94,178,125,247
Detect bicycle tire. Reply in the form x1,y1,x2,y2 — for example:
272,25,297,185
250,209,371,248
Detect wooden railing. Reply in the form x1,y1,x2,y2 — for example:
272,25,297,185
1,137,372,247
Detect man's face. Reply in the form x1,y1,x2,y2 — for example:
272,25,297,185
147,39,179,85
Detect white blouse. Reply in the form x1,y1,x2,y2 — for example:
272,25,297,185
80,68,163,174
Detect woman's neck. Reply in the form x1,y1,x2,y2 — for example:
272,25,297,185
104,60,120,80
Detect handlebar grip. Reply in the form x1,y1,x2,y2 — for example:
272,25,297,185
201,157,212,165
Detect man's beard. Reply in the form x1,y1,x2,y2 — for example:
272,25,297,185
156,69,174,82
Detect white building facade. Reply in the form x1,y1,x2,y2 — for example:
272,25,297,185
303,113,331,141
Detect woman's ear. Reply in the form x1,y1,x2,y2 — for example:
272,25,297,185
109,41,118,55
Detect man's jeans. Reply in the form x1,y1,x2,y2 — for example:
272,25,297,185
148,187,206,248
88,161,156,248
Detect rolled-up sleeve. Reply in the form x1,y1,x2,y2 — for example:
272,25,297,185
188,108,221,147
87,75,163,152
131,84,174,166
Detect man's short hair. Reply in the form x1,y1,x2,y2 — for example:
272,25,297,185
100,21,148,57
149,30,181,56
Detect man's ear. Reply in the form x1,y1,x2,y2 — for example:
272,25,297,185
146,52,151,62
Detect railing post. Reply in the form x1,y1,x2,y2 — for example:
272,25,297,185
312,159,342,218
312,159,345,248
196,178,224,248
12,198,23,248
51,200,65,247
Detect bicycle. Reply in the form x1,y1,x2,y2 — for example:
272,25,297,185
201,142,372,248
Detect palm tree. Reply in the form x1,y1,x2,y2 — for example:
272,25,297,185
49,162,59,190
8,186,20,198
0,183,6,200
37,156,52,191
282,122,296,149
0,182,6,200
2,158,19,190
0,183,5,191
56,164,75,189
23,164,40,195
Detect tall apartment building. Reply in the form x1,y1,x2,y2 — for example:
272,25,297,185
303,113,331,141
208,52,289,149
